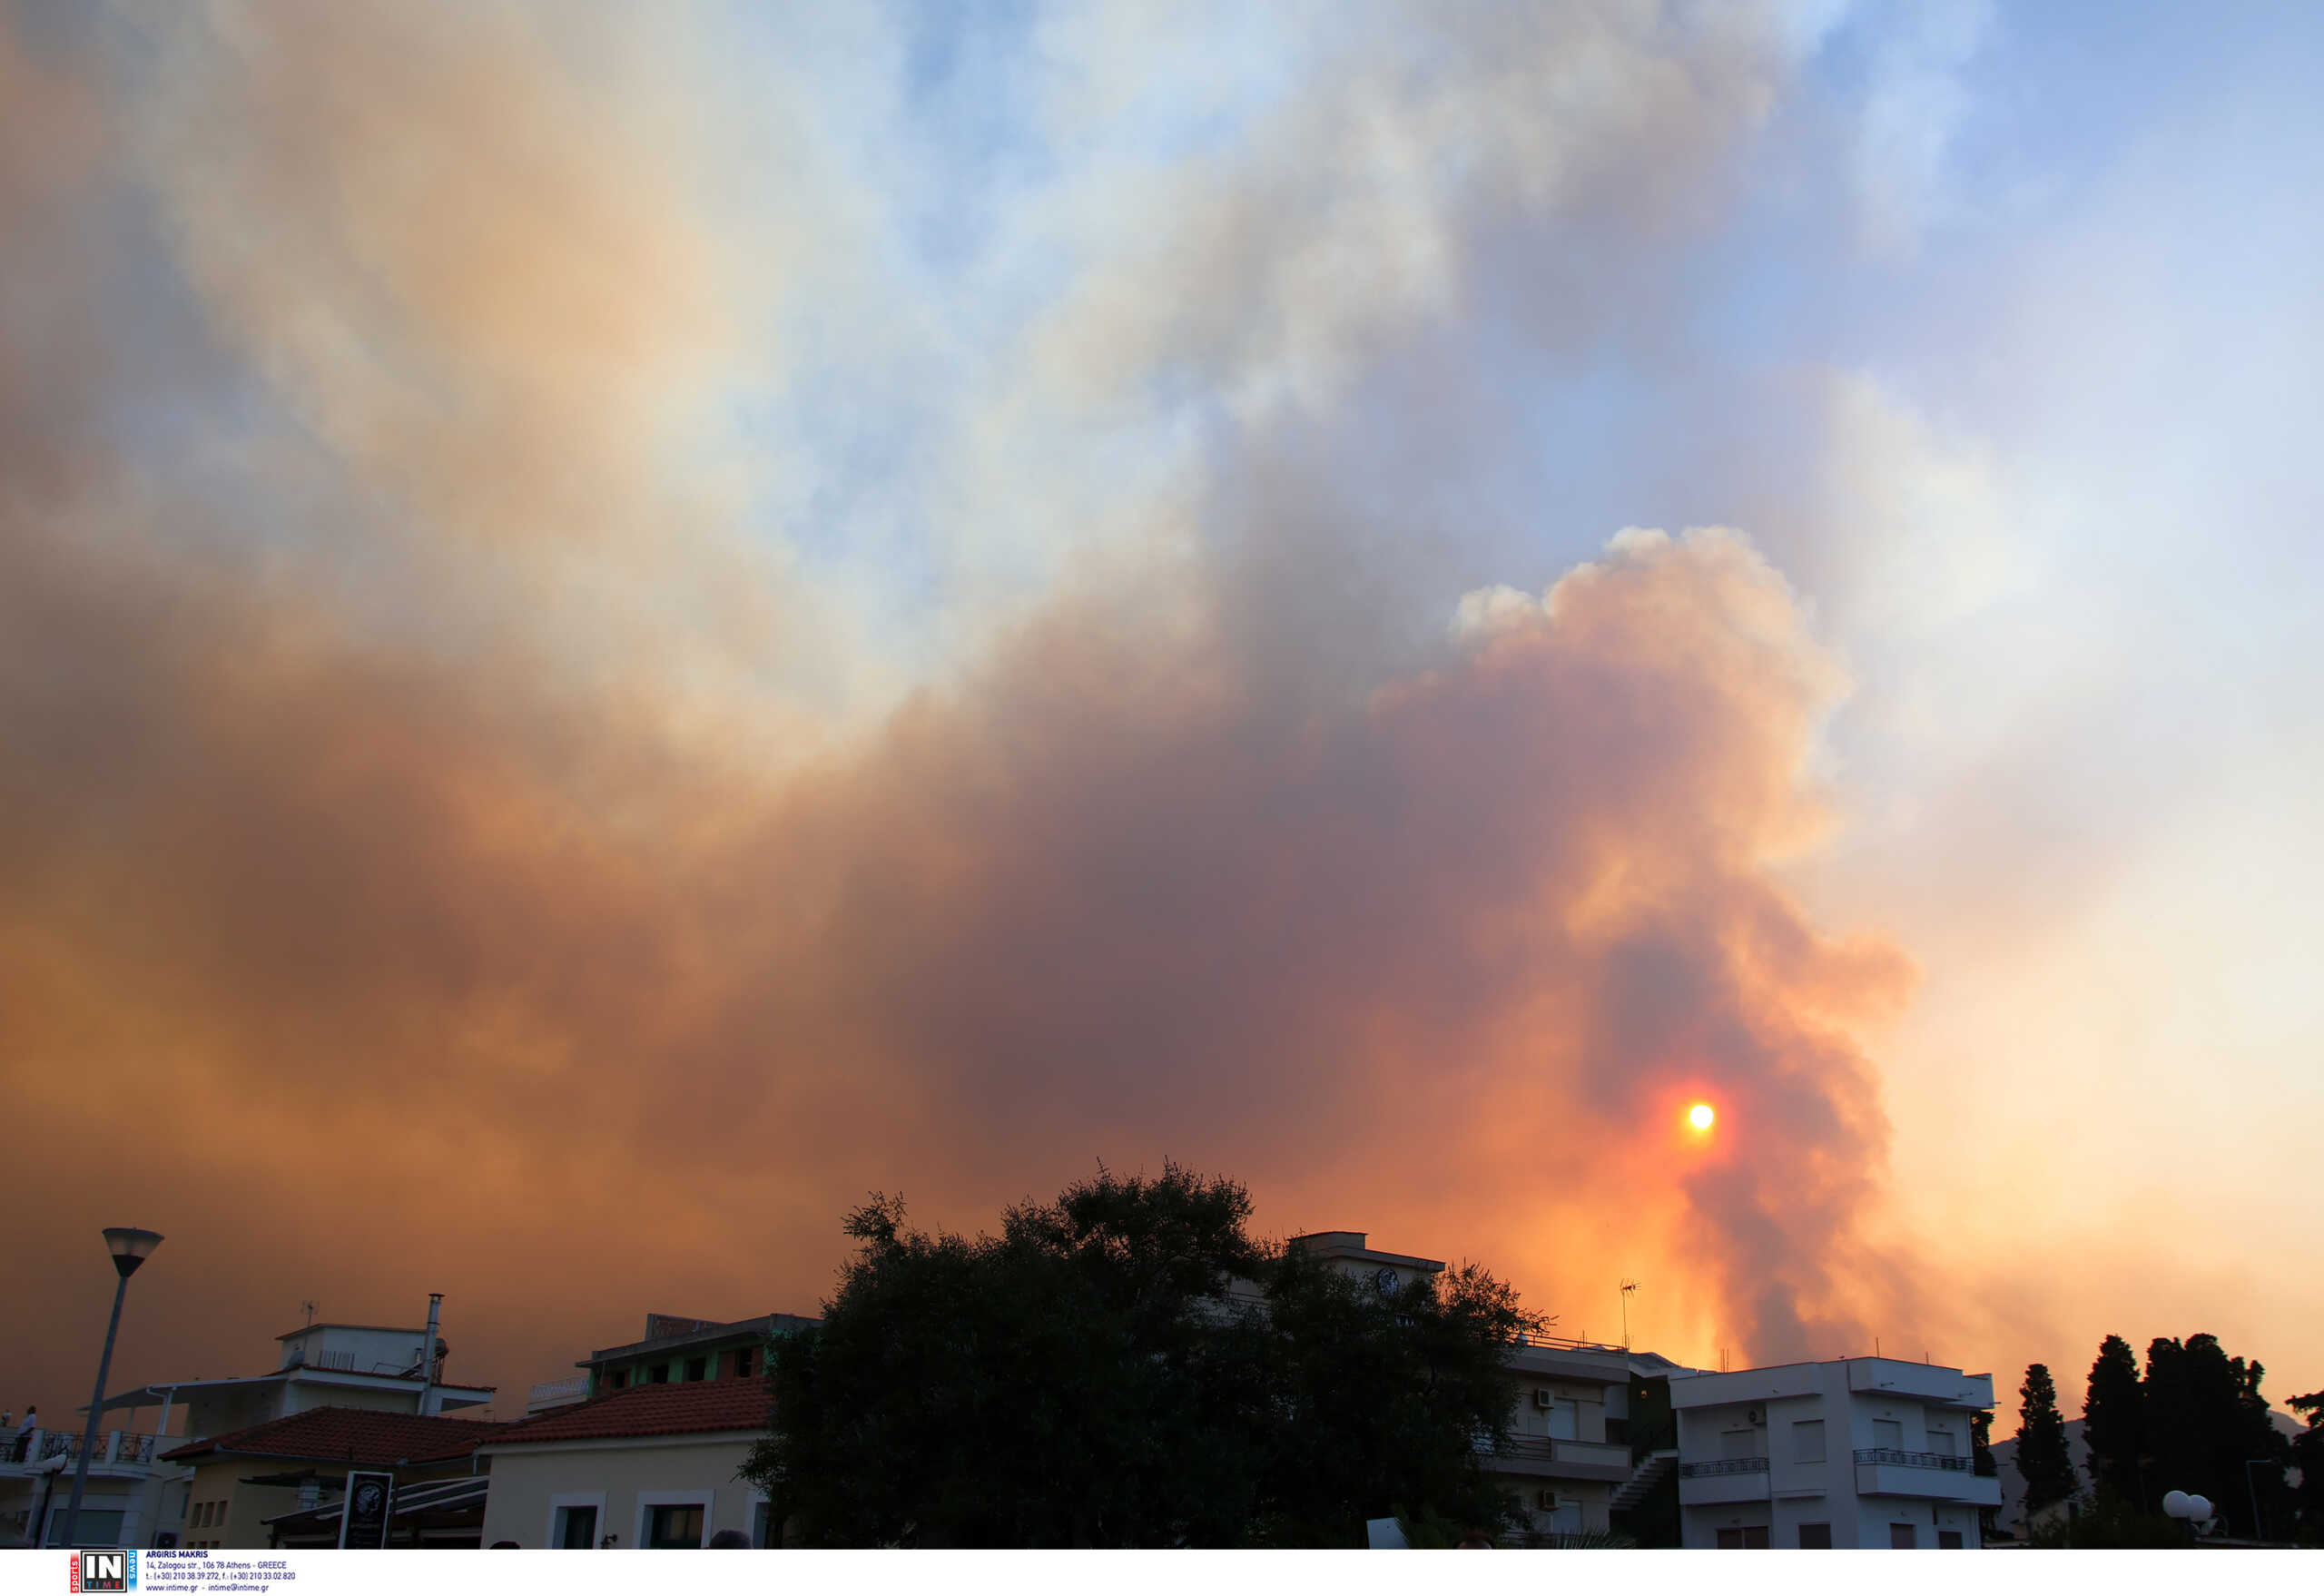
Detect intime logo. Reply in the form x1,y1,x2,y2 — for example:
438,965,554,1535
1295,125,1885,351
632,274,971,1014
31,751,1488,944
67,1550,136,1592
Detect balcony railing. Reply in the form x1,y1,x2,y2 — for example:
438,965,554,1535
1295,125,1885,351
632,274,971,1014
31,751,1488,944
10,1430,162,1468
1854,1447,1972,1473
1679,1456,1769,1478
527,1375,592,1413
1514,1333,1630,1354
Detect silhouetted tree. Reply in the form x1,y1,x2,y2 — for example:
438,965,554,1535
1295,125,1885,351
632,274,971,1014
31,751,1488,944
2014,1364,2076,1515
2141,1333,2288,1539
2083,1334,2145,1508
743,1162,1543,1546
2287,1391,2324,1545
1969,1409,1999,1540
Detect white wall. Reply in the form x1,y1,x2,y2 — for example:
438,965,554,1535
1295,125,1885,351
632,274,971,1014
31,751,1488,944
477,1435,763,1550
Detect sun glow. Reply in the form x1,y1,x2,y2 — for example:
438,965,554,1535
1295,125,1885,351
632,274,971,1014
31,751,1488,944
1688,1102,1716,1131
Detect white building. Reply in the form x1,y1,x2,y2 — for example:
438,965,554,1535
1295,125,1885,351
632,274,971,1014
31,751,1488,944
476,1381,773,1548
1669,1357,2000,1548
1,1313,492,1549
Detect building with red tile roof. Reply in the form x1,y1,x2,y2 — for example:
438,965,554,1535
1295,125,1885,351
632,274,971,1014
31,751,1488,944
158,1406,503,1551
478,1378,777,1548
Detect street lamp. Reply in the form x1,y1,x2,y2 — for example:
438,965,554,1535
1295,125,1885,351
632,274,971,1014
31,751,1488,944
2161,1490,2215,1542
59,1228,163,1548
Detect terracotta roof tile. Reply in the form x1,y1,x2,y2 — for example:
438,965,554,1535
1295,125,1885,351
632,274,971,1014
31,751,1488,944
160,1406,507,1467
484,1379,771,1446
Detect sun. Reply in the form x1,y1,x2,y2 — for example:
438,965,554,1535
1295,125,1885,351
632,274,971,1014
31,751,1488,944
1688,1102,1716,1131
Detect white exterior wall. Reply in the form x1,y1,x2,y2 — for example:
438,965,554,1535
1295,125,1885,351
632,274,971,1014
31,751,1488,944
277,1327,431,1376
477,1435,763,1550
1673,1360,1998,1549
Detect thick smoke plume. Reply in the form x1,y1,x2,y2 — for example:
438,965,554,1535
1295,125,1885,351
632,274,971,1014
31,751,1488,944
1,1,1937,1416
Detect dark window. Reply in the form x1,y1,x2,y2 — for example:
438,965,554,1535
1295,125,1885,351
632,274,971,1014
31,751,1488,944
1603,1415,1628,1445
684,1356,707,1382
646,1504,704,1548
1890,1522,1916,1549
607,1370,627,1390
556,1505,597,1549
1937,1530,1964,1549
649,1364,670,1384
1714,1526,1769,1549
735,1347,756,1379
1798,1522,1832,1549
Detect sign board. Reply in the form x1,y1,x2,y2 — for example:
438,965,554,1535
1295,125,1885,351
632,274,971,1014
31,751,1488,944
339,1471,395,1549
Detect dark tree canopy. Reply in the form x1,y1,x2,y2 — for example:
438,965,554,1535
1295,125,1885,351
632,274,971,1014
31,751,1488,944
2142,1333,2287,1540
2288,1391,2324,1544
2014,1363,2076,1514
2082,1334,2144,1507
743,1163,1546,1547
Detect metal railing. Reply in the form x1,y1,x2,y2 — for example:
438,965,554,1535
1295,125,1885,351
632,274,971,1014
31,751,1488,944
1515,1333,1629,1354
10,1430,163,1467
1854,1447,1972,1473
1679,1456,1769,1477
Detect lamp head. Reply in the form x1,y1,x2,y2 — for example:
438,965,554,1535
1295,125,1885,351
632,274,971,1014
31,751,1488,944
103,1227,164,1279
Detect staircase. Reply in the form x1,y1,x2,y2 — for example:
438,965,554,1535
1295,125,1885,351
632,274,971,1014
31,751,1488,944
1610,1448,1679,1512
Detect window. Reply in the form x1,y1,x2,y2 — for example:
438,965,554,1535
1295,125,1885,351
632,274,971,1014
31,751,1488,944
735,1347,756,1379
64,1509,124,1546
1928,1427,1957,1457
1798,1522,1832,1549
684,1356,707,1383
648,1364,670,1384
1873,1418,1903,1450
1937,1530,1964,1549
646,1504,704,1548
1547,1399,1579,1441
1889,1522,1916,1549
1714,1526,1769,1548
556,1505,598,1549
608,1370,627,1390
1719,1428,1757,1459
1792,1419,1826,1463
751,1500,773,1550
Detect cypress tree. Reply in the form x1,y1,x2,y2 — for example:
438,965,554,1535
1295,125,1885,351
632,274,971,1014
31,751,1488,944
2014,1364,2077,1515
2083,1335,2145,1507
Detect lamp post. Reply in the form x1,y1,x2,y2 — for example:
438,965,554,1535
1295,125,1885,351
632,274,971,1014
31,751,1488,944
59,1228,162,1548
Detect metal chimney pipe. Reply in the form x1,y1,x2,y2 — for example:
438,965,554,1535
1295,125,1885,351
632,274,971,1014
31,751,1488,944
418,1295,443,1416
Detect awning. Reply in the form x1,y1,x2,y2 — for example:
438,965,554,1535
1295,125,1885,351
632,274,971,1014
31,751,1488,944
261,1475,487,1531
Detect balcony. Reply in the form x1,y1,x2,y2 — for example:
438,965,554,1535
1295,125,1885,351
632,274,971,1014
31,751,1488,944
526,1376,592,1415
3,1430,167,1475
1678,1454,1769,1505
1852,1449,2003,1504
1482,1435,1634,1482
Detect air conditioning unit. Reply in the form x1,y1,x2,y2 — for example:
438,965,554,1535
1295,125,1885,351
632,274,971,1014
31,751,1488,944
1533,1388,1555,1409
1535,1490,1560,1512
1746,1408,1765,1425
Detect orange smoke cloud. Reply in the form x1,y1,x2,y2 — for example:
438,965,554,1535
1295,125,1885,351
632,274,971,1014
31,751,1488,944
1,3,1928,1418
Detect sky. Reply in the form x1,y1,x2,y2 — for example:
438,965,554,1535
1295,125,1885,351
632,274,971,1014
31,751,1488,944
4,0,2319,1434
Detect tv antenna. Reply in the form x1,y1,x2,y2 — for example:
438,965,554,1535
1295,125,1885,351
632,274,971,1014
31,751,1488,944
301,1301,318,1332
1620,1280,1640,1350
